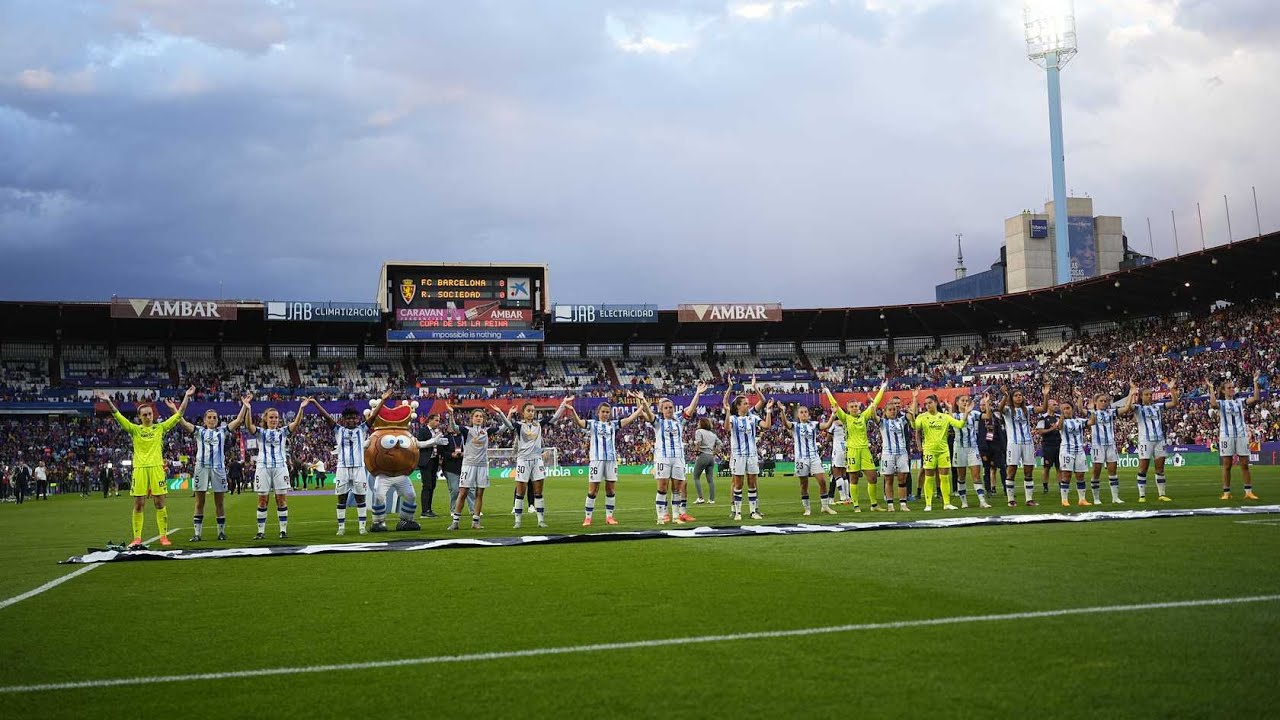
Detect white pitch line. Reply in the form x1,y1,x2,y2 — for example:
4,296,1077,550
0,528,179,613
1,593,1277,694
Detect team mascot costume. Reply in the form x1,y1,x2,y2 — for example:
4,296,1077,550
365,399,442,531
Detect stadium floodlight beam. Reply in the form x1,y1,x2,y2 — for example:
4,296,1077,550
1025,0,1078,286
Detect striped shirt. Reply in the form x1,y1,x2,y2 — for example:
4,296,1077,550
334,424,368,469
1060,418,1088,455
954,410,981,448
791,421,821,461
194,425,227,470
1134,404,1166,445
830,420,846,454
1218,398,1248,439
1091,408,1117,446
728,413,760,458
881,415,909,456
1003,406,1034,445
256,427,289,469
652,417,686,462
586,419,619,463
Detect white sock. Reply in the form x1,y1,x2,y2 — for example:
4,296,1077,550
1109,476,1120,501
1156,475,1167,497
801,494,811,512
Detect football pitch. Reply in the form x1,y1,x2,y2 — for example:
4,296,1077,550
2,467,1279,719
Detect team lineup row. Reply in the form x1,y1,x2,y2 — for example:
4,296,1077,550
93,372,1266,548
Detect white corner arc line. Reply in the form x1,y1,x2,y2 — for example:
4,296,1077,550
0,529,180,613
1,593,1277,694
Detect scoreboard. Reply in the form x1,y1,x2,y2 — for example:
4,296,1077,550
378,263,548,342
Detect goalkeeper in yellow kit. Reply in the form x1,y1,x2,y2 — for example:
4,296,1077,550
913,393,966,512
97,386,195,548
822,380,886,511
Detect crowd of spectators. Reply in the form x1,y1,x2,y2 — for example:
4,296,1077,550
1,299,1277,491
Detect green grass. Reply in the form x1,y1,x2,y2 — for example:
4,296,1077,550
1,467,1279,719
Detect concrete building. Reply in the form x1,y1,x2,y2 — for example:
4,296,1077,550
1005,197,1124,293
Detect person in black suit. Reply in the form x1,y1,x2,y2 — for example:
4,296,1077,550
977,394,1007,496
14,462,30,505
414,414,444,518
440,422,473,515
100,464,112,498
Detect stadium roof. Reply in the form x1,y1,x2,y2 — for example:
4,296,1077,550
2,232,1277,346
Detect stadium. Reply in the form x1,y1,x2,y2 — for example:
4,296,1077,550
3,2,1280,719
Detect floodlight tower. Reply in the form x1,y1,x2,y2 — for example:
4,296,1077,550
1025,0,1078,286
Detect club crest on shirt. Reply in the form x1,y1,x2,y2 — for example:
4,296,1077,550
400,279,416,306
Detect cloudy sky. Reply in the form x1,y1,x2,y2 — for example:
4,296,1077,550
1,0,1277,308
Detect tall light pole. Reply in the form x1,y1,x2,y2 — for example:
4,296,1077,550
1025,0,1079,286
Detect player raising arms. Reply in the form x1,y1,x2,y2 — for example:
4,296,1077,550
642,382,709,525
164,398,247,542
243,394,309,540
723,376,774,522
1086,391,1123,504
914,393,965,511
1044,391,1092,507
998,381,1048,508
1208,375,1263,501
879,392,917,512
823,381,887,511
311,389,393,535
500,397,572,529
445,403,508,531
951,395,990,509
98,386,195,549
778,402,839,516
563,393,648,526
1119,378,1179,502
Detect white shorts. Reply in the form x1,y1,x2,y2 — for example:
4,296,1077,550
729,456,760,476
952,446,982,468
1090,444,1119,464
1006,444,1035,468
193,466,227,493
515,457,547,484
653,460,686,481
1220,436,1250,458
1059,451,1089,474
1137,442,1167,461
460,465,490,489
333,467,370,495
795,457,825,478
589,460,618,483
880,453,909,476
254,466,290,494
832,447,848,469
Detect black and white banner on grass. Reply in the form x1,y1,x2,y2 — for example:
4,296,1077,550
62,505,1280,565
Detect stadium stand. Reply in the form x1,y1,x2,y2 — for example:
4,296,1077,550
1,234,1277,489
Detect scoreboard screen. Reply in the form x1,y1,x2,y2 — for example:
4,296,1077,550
380,263,548,342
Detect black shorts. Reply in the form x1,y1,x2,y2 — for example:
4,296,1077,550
1041,448,1061,469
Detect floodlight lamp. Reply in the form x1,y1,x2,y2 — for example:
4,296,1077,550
1025,0,1078,68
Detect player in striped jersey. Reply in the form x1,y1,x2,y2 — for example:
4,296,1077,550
500,398,572,529
642,382,709,525
997,382,1048,507
1208,376,1262,500
312,389,393,535
243,395,309,540
1119,379,1179,502
823,382,887,510
879,393,916,512
951,395,990,509
165,400,247,542
778,403,839,517
1043,394,1091,507
722,376,774,521
1087,392,1123,504
564,392,648,526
